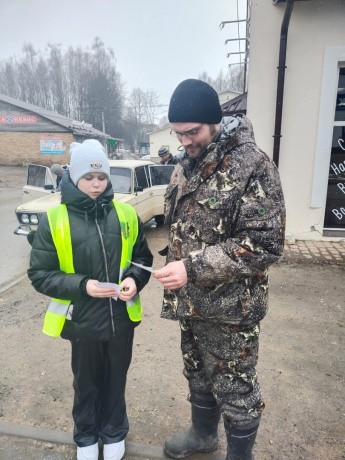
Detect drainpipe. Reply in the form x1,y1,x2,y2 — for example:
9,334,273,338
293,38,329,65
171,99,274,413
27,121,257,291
272,0,295,167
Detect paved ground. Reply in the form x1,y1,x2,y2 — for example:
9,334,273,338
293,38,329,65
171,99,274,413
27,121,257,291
283,239,345,265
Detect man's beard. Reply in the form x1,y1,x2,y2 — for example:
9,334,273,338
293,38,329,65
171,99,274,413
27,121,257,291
186,125,218,159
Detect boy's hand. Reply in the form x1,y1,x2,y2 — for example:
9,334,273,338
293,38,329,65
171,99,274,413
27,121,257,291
86,279,118,298
119,277,137,301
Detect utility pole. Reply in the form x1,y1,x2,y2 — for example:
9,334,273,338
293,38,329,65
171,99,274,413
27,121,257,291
101,111,108,155
102,111,105,133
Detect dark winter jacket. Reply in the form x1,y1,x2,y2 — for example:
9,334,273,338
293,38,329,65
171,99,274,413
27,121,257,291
28,172,153,341
161,114,286,325
160,153,179,165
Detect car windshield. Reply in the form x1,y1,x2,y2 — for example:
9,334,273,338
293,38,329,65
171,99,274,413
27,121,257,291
110,167,132,194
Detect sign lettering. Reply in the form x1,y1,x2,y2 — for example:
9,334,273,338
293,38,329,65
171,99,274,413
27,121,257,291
330,161,345,175
338,138,345,151
324,126,345,229
0,115,37,124
337,183,345,194
332,207,345,220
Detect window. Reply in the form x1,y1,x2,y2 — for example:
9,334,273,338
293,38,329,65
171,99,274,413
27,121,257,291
135,166,149,189
148,165,174,186
311,46,345,237
109,167,132,194
323,68,345,231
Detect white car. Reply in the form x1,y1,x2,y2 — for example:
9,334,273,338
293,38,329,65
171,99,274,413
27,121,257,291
14,160,174,239
21,163,60,203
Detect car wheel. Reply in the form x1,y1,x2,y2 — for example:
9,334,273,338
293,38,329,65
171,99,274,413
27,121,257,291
155,215,165,226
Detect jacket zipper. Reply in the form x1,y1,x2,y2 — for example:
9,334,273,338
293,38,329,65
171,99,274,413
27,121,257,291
95,206,116,337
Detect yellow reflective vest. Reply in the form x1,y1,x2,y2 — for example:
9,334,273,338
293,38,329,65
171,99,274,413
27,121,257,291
42,200,142,337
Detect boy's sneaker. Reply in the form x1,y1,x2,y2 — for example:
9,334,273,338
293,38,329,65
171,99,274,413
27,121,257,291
103,440,125,460
77,442,99,460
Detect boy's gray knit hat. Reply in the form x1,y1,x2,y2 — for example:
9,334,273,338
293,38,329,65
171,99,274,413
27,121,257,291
69,139,110,185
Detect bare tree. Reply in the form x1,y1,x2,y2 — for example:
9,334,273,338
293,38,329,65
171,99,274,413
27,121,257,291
199,66,244,93
47,43,67,115
158,115,170,129
124,87,160,151
17,43,41,103
143,90,160,125
225,65,245,93
81,38,125,136
0,59,20,97
0,38,126,141
0,39,164,147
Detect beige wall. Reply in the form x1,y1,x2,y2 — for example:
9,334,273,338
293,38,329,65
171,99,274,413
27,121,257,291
219,91,240,106
0,131,74,166
247,0,345,241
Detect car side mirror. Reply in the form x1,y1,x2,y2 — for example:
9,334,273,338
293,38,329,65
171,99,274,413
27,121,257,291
134,186,144,192
44,184,54,190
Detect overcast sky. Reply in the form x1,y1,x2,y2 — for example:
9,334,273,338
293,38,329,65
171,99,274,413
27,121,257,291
0,0,247,118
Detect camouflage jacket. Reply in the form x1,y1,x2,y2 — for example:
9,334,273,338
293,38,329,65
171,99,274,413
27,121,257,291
161,114,286,325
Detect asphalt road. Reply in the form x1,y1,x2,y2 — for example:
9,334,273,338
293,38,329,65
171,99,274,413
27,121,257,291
0,187,30,288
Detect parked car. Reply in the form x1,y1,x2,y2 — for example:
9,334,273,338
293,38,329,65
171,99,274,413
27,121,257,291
14,160,174,240
21,163,58,203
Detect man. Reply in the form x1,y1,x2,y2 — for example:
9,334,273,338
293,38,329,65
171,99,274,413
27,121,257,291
51,163,67,190
158,146,179,165
153,79,285,460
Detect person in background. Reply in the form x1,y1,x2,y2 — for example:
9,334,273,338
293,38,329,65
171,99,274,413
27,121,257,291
153,79,285,460
28,139,153,460
50,164,64,190
158,146,179,165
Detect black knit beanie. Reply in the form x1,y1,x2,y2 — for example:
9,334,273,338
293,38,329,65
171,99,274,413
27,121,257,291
168,79,222,124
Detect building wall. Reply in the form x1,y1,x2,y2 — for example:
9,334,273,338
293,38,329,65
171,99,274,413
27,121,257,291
247,0,345,241
0,101,68,134
218,91,240,105
0,100,74,165
0,131,74,166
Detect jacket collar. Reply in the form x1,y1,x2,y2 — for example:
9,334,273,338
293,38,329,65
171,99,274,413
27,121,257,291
60,171,114,216
178,114,256,196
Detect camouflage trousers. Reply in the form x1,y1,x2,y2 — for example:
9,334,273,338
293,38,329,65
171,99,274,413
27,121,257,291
180,318,264,429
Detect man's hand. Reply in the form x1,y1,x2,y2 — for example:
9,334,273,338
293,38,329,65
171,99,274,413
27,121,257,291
119,277,137,301
152,260,187,289
86,279,118,298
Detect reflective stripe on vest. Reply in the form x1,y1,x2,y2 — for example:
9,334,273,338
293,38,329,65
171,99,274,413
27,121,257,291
42,200,141,337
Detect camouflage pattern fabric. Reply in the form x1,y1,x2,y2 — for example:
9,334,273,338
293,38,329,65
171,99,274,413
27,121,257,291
161,114,285,427
161,114,286,325
181,318,264,428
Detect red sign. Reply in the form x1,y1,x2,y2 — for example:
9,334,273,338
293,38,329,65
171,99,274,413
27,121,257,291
0,115,37,124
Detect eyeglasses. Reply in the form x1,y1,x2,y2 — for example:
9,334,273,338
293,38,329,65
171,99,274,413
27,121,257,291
170,124,204,140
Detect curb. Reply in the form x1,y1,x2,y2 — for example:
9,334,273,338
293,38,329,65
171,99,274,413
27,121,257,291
0,273,28,294
0,422,224,459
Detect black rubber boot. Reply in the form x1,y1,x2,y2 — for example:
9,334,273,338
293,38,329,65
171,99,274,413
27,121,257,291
224,419,259,460
164,392,220,459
